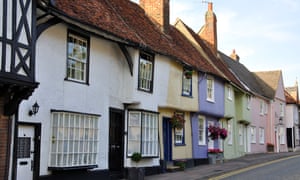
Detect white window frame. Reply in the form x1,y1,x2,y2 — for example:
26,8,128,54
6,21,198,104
280,103,284,117
227,120,233,145
239,124,243,145
259,127,265,144
49,111,99,168
182,69,192,96
250,126,256,143
138,52,154,92
264,102,268,114
198,116,206,145
127,110,159,157
67,31,89,83
247,95,251,109
206,77,215,102
175,128,184,144
260,101,264,115
207,121,214,149
227,85,233,100
279,127,285,144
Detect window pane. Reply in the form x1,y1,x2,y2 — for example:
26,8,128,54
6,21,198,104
67,33,88,82
138,53,153,91
128,111,158,157
49,112,98,167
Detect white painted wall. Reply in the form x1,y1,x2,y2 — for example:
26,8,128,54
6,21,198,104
18,22,171,175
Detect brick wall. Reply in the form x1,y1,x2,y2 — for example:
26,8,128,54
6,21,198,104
140,0,170,32
0,97,9,180
199,2,218,54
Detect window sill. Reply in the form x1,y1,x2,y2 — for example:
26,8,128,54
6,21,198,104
182,94,193,98
206,99,215,103
64,78,89,85
175,143,186,146
48,165,98,171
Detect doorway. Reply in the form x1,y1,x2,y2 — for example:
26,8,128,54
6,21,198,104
109,108,124,178
15,123,40,180
163,117,172,162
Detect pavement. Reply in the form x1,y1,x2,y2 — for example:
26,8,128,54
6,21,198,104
145,151,300,180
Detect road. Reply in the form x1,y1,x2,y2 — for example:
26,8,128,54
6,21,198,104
212,155,300,180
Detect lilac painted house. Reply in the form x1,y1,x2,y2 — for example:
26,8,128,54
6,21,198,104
191,73,225,160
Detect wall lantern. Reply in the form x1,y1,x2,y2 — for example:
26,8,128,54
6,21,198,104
29,102,39,116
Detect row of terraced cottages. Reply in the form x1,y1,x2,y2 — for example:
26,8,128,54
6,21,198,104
1,0,299,180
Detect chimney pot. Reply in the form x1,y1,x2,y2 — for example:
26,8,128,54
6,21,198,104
230,49,240,62
208,2,213,11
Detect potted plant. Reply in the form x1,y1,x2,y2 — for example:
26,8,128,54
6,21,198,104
266,143,274,152
208,148,223,164
128,152,144,180
184,70,193,79
170,113,185,129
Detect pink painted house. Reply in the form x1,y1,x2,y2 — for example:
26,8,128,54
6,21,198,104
255,70,288,153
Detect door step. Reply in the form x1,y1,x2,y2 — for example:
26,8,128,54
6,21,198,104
166,165,182,172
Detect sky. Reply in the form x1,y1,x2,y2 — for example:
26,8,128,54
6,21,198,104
131,0,300,89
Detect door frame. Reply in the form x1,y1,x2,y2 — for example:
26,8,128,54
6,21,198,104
109,108,125,174
12,121,41,180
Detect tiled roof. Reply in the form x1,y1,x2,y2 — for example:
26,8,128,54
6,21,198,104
285,90,297,104
254,70,282,98
50,0,222,74
219,52,274,99
175,19,245,89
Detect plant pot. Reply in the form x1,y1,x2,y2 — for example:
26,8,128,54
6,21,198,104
208,153,223,164
208,153,217,164
128,167,144,180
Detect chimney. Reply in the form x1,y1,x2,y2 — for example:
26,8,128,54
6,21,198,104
140,0,170,33
230,49,240,62
199,2,217,54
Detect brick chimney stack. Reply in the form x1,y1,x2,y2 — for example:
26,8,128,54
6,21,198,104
140,0,170,33
230,49,240,62
199,2,218,54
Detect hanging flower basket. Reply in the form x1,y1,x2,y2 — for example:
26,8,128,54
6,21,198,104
208,125,227,140
184,70,193,79
170,113,185,129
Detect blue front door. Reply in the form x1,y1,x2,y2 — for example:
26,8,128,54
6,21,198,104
163,117,172,161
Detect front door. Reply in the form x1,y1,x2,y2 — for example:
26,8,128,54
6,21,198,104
16,124,40,180
163,117,172,161
109,108,124,175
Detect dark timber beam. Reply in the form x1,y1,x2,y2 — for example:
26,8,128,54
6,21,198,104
118,43,133,76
